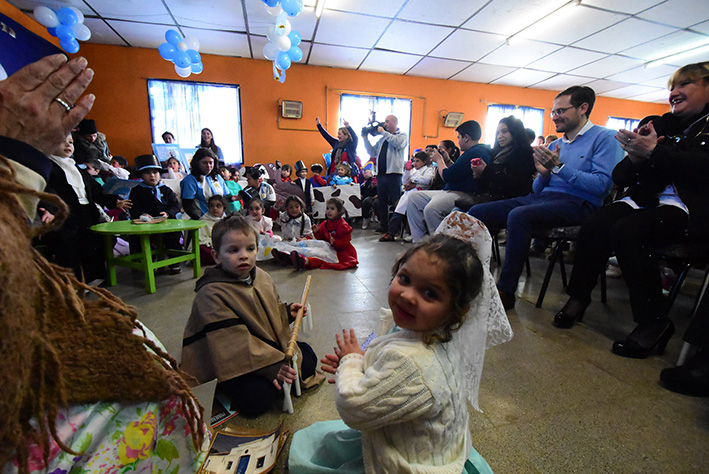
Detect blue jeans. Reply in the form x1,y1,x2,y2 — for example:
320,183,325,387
376,173,402,230
469,192,596,294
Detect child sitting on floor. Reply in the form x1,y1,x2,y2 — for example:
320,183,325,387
286,198,358,271
289,231,505,473
128,154,182,274
245,198,274,238
329,163,354,187
218,166,243,213
198,194,227,266
242,167,276,213
180,215,323,416
278,195,314,241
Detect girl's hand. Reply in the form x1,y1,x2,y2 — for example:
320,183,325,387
471,158,486,178
329,234,335,245
116,199,132,211
312,223,319,233
159,212,168,217
321,349,341,383
273,363,297,389
38,207,55,224
336,329,364,358
290,303,307,319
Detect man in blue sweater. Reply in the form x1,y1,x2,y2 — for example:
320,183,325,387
407,120,492,242
469,86,624,310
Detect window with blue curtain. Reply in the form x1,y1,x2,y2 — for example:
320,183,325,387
606,116,640,132
484,104,545,145
339,94,412,161
147,79,244,165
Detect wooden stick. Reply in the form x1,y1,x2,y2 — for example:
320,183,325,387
285,275,312,361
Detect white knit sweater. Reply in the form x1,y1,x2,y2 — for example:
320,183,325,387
335,330,471,474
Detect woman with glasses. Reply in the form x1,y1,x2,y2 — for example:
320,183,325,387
553,61,709,360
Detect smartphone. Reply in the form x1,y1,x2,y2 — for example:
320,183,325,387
471,158,482,166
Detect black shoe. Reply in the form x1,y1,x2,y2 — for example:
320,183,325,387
552,300,588,329
612,319,674,359
168,264,182,275
660,349,709,396
374,227,387,234
497,289,515,311
271,249,290,266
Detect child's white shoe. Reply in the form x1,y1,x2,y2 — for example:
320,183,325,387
362,218,370,229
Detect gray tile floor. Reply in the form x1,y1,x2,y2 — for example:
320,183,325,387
111,228,709,473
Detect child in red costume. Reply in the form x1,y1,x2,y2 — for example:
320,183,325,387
290,198,358,271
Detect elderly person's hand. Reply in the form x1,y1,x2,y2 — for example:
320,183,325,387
0,54,95,156
616,122,658,163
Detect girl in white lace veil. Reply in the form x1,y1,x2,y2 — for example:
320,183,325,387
435,211,514,410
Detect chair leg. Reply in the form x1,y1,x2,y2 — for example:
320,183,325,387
666,263,692,314
536,241,562,308
558,246,568,288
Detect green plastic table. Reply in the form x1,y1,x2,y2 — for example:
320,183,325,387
91,219,206,294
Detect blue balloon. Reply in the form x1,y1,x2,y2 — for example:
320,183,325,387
287,45,303,62
47,27,58,37
281,0,303,16
60,37,80,54
288,30,301,46
159,42,177,61
165,29,181,46
263,0,280,6
191,62,204,74
55,24,75,41
187,49,201,64
276,51,291,70
56,7,78,26
174,50,191,68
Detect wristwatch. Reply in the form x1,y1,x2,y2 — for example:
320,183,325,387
551,163,565,174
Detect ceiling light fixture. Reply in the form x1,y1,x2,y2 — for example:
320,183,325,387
315,0,325,18
644,42,709,68
506,0,582,46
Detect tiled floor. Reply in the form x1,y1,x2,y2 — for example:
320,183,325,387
112,228,709,473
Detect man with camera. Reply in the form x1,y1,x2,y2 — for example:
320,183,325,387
362,114,409,233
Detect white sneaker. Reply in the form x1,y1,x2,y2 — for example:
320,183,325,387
362,218,370,230
403,235,413,243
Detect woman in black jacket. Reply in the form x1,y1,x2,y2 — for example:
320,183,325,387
553,61,709,359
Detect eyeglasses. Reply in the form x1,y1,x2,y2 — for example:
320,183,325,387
550,106,575,118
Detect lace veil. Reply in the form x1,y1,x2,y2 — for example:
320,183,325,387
435,211,514,411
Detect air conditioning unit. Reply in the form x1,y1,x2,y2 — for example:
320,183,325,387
281,100,303,119
443,112,464,128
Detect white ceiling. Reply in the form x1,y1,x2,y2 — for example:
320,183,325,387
8,0,709,103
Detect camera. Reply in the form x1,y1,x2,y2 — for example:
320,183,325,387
361,111,383,136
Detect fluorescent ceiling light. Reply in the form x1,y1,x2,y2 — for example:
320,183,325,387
315,0,325,18
507,0,581,45
645,42,709,68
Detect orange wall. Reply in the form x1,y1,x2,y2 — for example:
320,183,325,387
4,2,669,167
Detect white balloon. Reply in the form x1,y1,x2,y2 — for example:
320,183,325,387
276,35,291,52
177,41,188,51
69,7,85,24
283,20,292,36
175,63,191,78
263,41,279,60
184,36,200,52
33,6,59,28
265,5,282,16
73,23,91,41
266,26,276,41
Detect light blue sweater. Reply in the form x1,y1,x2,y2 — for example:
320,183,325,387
533,124,623,208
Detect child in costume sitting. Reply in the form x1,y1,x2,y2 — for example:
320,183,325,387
244,198,274,238
329,163,354,187
180,215,323,416
309,163,328,188
289,221,513,473
284,198,358,271
198,194,227,266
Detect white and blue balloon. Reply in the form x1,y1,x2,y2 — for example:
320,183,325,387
262,0,303,83
34,6,91,54
158,30,203,78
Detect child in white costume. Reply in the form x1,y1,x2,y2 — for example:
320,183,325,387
289,212,513,473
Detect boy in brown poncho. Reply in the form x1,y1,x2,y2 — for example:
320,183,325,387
181,215,323,416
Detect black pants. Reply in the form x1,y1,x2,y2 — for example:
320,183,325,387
566,202,688,323
376,173,402,230
218,341,317,417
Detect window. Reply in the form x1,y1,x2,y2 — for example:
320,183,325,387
147,79,244,165
339,94,412,161
606,116,640,132
484,104,545,145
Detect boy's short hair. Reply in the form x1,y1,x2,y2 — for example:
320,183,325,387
207,194,228,208
246,167,263,180
111,155,128,167
212,214,259,253
455,120,482,141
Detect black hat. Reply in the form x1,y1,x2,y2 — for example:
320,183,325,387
78,119,97,134
295,160,307,173
310,163,323,173
135,154,162,171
